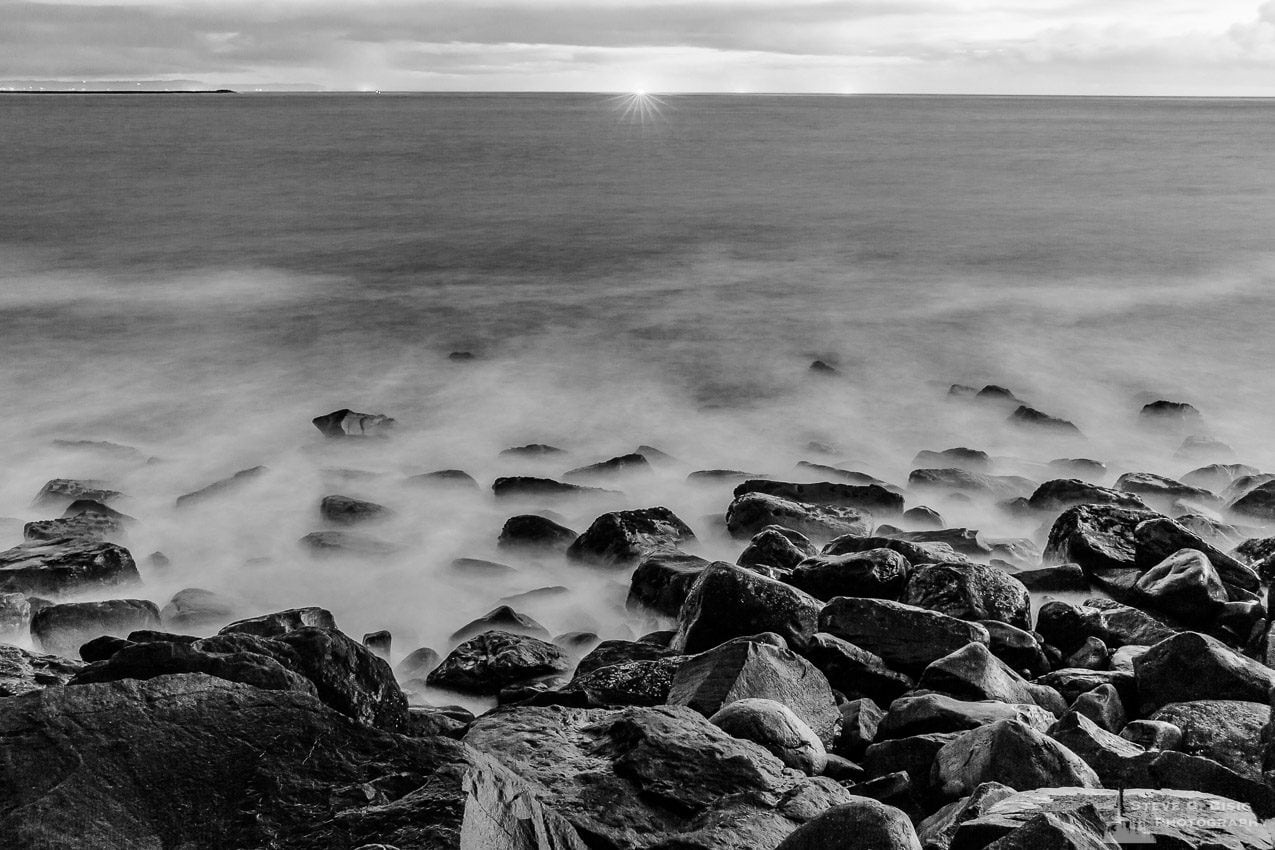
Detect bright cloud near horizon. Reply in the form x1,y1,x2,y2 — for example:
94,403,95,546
4,0,1275,94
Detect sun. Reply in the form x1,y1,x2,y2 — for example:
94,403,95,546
608,90,668,127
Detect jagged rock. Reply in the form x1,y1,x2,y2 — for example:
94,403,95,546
1012,563,1088,593
1035,599,1175,656
497,514,578,551
711,698,828,774
626,549,710,616
979,808,1115,850
0,644,82,696
820,597,989,672
918,642,1066,716
775,797,922,849
788,548,910,601
726,492,872,541
1133,516,1258,593
465,704,855,849
319,494,390,525
1042,504,1157,575
1132,548,1227,622
1035,669,1136,708
35,478,121,506
802,632,914,704
500,443,566,457
1149,700,1268,780
312,408,395,437
395,647,439,679
933,720,1100,799
979,621,1049,677
878,694,1056,740
836,698,884,759
31,599,160,656
1173,513,1245,549
1070,683,1125,733
298,530,400,557
667,637,840,745
0,540,139,596
1135,631,1275,713
864,732,961,795
566,507,695,566
917,782,1015,850
903,563,1030,630
24,510,124,543
426,630,569,695
551,655,687,707
0,593,32,638
1026,479,1148,512
220,606,336,637
160,587,240,632
1064,636,1108,670
175,466,268,507
1120,719,1182,750
562,453,651,480
575,638,678,675
1007,406,1081,434
738,526,818,571
954,787,1271,850
1045,711,1145,787
823,533,973,565
491,476,616,499
735,479,904,514
671,562,823,653
449,606,550,643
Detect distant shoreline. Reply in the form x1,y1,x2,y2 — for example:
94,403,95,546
0,89,236,95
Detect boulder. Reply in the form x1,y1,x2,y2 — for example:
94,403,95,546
1008,406,1080,434
34,478,121,506
671,562,823,653
220,606,336,637
802,632,914,704
319,494,390,525
1063,636,1108,670
627,549,711,616
903,505,944,528
0,593,32,639
575,638,679,676
981,621,1050,677
1149,700,1268,780
465,704,855,849
864,732,962,793
711,698,828,774
450,557,518,576
175,466,268,507
738,526,818,571
298,531,400,557
903,563,1030,630
1184,463,1257,492
23,511,124,543
497,514,578,551
404,468,479,489
918,642,1067,716
1132,548,1227,622
1042,504,1158,575
734,479,904,514
820,597,990,672
1121,719,1182,750
1035,599,1176,656
566,507,695,566
395,646,440,679
916,782,1016,850
835,698,884,759
160,587,240,632
888,528,992,557
0,540,139,596
1116,471,1216,505
1027,479,1148,513
908,469,1034,501
774,797,922,849
551,655,687,707
31,599,160,656
1035,669,1136,708
932,720,1101,799
726,492,872,542
1045,711,1146,787
562,453,651,481
491,476,616,499
1070,683,1126,733
788,548,910,601
0,644,82,696
499,443,566,457
1048,458,1106,478
913,448,990,471
823,534,973,566
449,606,550,643
877,694,1056,740
1231,480,1275,520
1010,563,1088,593
667,637,841,745
311,408,395,437
1133,517,1259,594
426,630,569,695
1136,631,1275,713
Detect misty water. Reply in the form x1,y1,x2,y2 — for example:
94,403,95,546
3,93,1275,706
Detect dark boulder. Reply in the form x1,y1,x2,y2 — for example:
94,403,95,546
823,534,973,566
566,506,695,566
933,720,1100,799
1132,548,1227,622
1140,399,1201,423
575,638,678,676
497,514,577,551
819,597,989,672
878,694,1056,740
916,781,1016,850
1133,517,1259,594
835,697,884,759
426,630,569,695
0,644,82,696
774,798,922,849
864,732,961,796
1150,700,1269,780
34,478,121,506
802,632,914,704
220,606,336,637
1036,598,1176,656
550,655,687,707
1007,406,1081,434
726,492,872,542
404,468,479,489
903,505,944,528
913,448,990,471
671,562,823,653
1183,463,1257,492
887,528,992,557
1070,683,1126,733
737,526,818,571
1042,504,1157,575
562,453,651,481
32,599,160,656
788,548,910,601
1135,631,1275,713
319,494,391,525
1230,480,1275,520
1116,471,1215,506
499,443,566,457
627,549,711,616
1027,479,1148,512
491,476,616,499
311,408,395,437
902,563,1031,630
918,642,1067,716
981,620,1050,677
449,606,550,642
0,540,139,596
175,466,268,508
711,698,828,775
23,511,124,543
908,469,1034,501
734,479,904,514
1013,563,1088,593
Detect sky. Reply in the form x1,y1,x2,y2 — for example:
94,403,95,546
3,0,1275,94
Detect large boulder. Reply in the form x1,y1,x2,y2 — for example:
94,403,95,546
734,479,904,515
1027,479,1148,513
220,606,337,637
877,694,1056,740
318,494,390,525
902,563,1030,630
34,478,121,506
917,642,1066,716
566,507,695,566
31,599,160,656
822,534,973,566
426,630,569,695
916,782,1016,850
1150,700,1269,780
465,704,855,849
737,526,818,571
1135,631,1275,713
627,550,711,616
23,510,124,543
667,637,841,746
497,514,578,551
1132,517,1259,594
726,492,871,542
711,698,828,774
787,548,910,601
774,797,922,850
1035,599,1176,656
0,540,139,596
932,720,1101,799
671,562,823,653
552,655,687,707
1042,504,1157,575
819,597,989,672
802,632,914,704
0,644,82,696
1132,548,1228,622
160,587,241,632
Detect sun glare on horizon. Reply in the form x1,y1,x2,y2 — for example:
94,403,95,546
609,90,668,127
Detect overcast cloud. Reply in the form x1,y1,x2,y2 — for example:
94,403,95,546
3,0,1274,92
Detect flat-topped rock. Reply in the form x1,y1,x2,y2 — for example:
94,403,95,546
726,492,872,541
734,479,904,514
0,540,139,596
311,408,395,437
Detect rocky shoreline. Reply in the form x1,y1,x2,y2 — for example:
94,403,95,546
2,394,1275,848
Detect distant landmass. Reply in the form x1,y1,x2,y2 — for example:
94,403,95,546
0,80,325,92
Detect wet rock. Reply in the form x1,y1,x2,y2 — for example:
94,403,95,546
1027,479,1148,512
711,698,828,774
0,592,32,638
835,697,884,759
361,630,391,659
1042,504,1158,575
426,630,569,695
1036,600,1176,659
491,476,616,499
823,534,973,566
562,452,651,481
319,494,390,525
1071,683,1126,733
500,443,566,458
31,599,160,656
497,514,578,551
820,597,990,672
566,506,695,566
1120,719,1182,750
395,647,439,679
626,549,711,616
24,510,124,543
1150,700,1268,780
775,797,922,850
0,540,140,596
918,642,1067,716
1133,516,1259,594
979,808,1116,850
1013,563,1088,593
878,694,1056,740
1008,406,1081,435
1035,669,1137,708
1230,480,1275,521
788,548,910,601
726,492,872,541
1132,548,1227,622
735,479,904,515
888,528,992,557
864,732,961,796
917,781,1016,850
667,637,840,745
551,655,687,707
35,478,121,506
903,505,944,528
981,621,1050,677
465,704,854,850
1064,636,1109,670
672,562,823,654
312,408,395,437
1135,631,1275,713
404,468,479,489
1044,710,1145,787
1117,471,1215,506
160,587,240,632
803,632,915,704
220,606,337,638
449,606,550,643
903,563,1031,630
1140,399,1201,424
908,469,1034,501
1174,513,1246,549
575,638,678,676
933,720,1100,799
0,644,82,696
738,526,818,571
175,465,268,507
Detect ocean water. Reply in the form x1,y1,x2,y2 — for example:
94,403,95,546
2,93,1275,685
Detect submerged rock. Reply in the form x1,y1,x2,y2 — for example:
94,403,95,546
24,510,125,543
160,587,240,632
566,506,695,566
1007,406,1081,435
34,478,121,506
175,465,267,508
497,514,577,551
298,530,400,557
318,494,391,525
1043,504,1157,575
500,443,566,457
448,605,550,643
491,476,615,499
734,479,904,514
311,408,395,437
563,453,651,480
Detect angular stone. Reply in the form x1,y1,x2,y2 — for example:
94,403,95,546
918,642,1067,716
822,534,973,566
1150,700,1269,780
802,632,914,704
0,644,82,697
562,453,651,481
737,526,818,571
566,506,695,566
626,549,710,616
449,606,550,643
1135,631,1275,713
820,597,989,672
311,408,394,437
1027,479,1148,513
788,548,910,601
31,599,160,656
734,479,904,514
1133,548,1227,622
1042,504,1159,575
497,514,578,551
774,797,922,849
175,466,268,508
933,720,1101,799
426,630,569,695
726,492,872,542
0,540,139,596
1035,599,1176,656
878,694,1056,740
220,606,336,638
903,563,1031,630
1133,517,1259,593
672,562,823,654
711,698,828,775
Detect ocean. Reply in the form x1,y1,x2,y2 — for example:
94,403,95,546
3,93,1274,685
